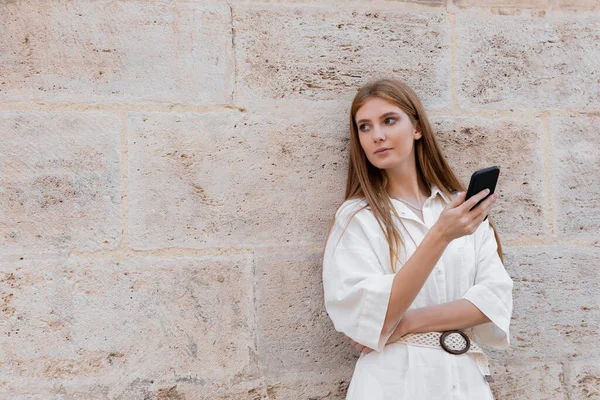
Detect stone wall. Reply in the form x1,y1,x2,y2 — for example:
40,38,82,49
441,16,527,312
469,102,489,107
1,0,599,399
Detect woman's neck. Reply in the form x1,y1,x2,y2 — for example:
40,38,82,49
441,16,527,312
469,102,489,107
386,179,430,205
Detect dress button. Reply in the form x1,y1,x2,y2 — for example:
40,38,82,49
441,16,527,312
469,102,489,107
436,268,442,275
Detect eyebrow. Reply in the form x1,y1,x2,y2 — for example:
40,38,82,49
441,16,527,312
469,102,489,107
356,111,400,125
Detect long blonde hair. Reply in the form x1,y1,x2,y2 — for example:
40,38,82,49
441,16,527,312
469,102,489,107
323,78,503,273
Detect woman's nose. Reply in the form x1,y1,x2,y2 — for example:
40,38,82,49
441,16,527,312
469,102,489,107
373,126,385,141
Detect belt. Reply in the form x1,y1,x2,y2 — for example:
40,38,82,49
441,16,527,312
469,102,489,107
391,330,494,383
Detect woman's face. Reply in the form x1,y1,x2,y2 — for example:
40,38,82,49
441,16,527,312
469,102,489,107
354,97,422,170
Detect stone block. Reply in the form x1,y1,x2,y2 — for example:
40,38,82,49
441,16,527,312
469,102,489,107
128,105,352,249
0,111,121,254
128,110,243,250
489,246,600,362
432,116,546,241
0,256,257,393
551,115,600,242
487,362,567,400
234,6,451,109
0,1,233,104
253,247,357,379
456,11,600,110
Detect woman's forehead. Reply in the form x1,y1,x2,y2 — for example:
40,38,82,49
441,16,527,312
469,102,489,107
356,98,406,121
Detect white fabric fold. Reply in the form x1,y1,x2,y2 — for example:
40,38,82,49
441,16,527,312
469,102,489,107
323,200,395,352
463,218,514,350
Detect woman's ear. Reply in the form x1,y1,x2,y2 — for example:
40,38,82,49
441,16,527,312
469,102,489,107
413,121,422,140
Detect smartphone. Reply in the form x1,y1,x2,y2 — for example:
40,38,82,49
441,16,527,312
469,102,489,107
465,166,500,220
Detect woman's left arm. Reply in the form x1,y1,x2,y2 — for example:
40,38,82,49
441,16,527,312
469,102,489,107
354,300,488,353
353,218,514,354
393,299,490,334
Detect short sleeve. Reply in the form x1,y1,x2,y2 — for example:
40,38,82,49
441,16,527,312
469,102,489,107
322,201,396,353
462,218,514,350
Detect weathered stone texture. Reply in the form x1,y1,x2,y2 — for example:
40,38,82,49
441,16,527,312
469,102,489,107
265,372,350,400
234,6,451,109
490,246,600,361
551,115,600,242
0,112,121,253
0,1,233,104
6,380,270,400
454,0,548,7
128,106,350,250
559,0,600,10
432,116,546,241
488,362,567,400
254,247,356,380
567,361,600,399
456,11,600,110
128,110,244,250
233,0,444,4
0,256,257,397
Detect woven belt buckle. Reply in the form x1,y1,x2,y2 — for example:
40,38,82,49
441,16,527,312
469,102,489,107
439,330,470,355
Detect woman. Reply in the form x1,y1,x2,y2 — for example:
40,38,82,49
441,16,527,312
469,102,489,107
322,78,514,399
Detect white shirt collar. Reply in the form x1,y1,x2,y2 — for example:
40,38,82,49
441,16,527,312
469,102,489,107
429,184,452,204
388,184,453,223
387,184,452,205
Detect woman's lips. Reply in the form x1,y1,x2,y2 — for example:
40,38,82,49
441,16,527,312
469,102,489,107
375,148,391,155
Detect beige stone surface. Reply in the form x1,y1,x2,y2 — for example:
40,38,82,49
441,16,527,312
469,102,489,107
128,110,244,250
454,0,548,7
567,361,600,399
489,246,600,361
456,10,600,110
253,247,356,379
7,380,270,400
265,372,350,400
234,6,451,109
551,115,600,242
487,362,568,400
559,0,600,10
0,256,257,396
0,111,122,254
2,1,600,398
233,0,444,4
232,0,444,3
128,106,350,250
432,116,546,241
0,1,233,105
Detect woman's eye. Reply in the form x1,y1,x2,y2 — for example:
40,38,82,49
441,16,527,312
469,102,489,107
385,117,396,124
359,124,369,132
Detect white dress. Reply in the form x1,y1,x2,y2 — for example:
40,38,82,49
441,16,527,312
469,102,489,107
322,185,514,400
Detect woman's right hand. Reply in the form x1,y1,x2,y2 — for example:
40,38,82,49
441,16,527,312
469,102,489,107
433,189,499,244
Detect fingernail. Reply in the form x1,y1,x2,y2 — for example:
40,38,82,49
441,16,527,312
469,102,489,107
485,189,490,194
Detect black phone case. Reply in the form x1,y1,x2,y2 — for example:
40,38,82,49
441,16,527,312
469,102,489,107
465,166,500,220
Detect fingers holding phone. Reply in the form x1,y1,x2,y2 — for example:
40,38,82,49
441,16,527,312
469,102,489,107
434,166,501,243
464,166,500,221
460,187,491,213
436,189,489,242
457,188,498,233
464,189,499,227
462,165,501,228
